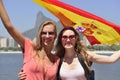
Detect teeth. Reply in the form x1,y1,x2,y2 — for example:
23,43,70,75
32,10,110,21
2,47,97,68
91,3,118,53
44,38,51,45
45,38,50,42
64,42,73,48
65,43,72,46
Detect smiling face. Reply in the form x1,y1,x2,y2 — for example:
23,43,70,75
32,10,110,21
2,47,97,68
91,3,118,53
61,30,76,49
41,24,56,47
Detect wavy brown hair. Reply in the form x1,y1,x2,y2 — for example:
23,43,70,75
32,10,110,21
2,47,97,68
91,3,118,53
55,27,91,66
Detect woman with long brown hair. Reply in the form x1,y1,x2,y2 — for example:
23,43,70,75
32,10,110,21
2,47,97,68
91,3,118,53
55,27,120,80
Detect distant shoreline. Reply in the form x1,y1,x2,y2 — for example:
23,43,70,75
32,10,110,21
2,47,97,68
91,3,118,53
0,51,22,54
94,51,115,54
0,51,116,54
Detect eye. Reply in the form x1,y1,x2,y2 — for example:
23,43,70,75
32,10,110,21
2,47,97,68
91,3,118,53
62,35,75,40
69,35,75,39
48,32,54,35
41,32,47,35
41,32,55,35
62,36,67,39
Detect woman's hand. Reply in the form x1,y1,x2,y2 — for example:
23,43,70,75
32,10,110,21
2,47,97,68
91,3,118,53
18,69,26,80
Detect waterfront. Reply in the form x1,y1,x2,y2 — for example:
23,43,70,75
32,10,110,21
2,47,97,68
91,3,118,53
0,50,116,54
0,53,120,80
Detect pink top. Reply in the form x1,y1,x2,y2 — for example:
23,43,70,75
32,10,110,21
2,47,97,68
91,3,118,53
21,38,60,80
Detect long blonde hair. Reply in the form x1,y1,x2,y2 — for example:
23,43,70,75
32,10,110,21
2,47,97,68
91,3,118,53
35,20,57,50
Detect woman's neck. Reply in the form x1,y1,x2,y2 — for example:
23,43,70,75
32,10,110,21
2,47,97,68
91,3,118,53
64,49,77,59
43,45,53,53
40,48,55,63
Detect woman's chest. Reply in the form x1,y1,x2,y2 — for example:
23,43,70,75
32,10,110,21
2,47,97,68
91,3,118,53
60,58,86,80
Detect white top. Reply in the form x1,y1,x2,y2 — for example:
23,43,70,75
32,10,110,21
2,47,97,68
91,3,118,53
60,57,86,80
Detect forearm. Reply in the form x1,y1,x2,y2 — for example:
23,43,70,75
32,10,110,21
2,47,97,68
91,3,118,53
109,50,120,62
92,54,115,64
0,0,25,48
0,0,11,27
87,50,120,64
91,51,120,64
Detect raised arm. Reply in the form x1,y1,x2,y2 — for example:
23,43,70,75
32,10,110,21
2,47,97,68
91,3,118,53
0,0,25,48
87,50,120,64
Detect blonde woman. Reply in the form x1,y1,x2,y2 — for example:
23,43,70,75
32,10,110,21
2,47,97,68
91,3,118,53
0,0,60,80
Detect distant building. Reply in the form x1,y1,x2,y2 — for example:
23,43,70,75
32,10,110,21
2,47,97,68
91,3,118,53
0,37,8,48
8,37,18,47
8,37,14,47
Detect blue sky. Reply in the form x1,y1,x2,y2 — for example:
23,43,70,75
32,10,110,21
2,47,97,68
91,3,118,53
0,0,120,37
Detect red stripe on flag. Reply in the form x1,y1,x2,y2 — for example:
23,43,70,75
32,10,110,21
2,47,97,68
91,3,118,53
87,36,101,45
44,0,120,34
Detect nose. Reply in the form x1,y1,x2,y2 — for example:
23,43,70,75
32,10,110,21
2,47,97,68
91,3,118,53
46,32,50,37
66,38,70,41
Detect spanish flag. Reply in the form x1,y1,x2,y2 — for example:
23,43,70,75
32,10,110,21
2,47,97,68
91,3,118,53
33,0,120,45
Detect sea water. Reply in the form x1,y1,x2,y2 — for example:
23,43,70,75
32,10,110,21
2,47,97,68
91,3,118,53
0,53,120,80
